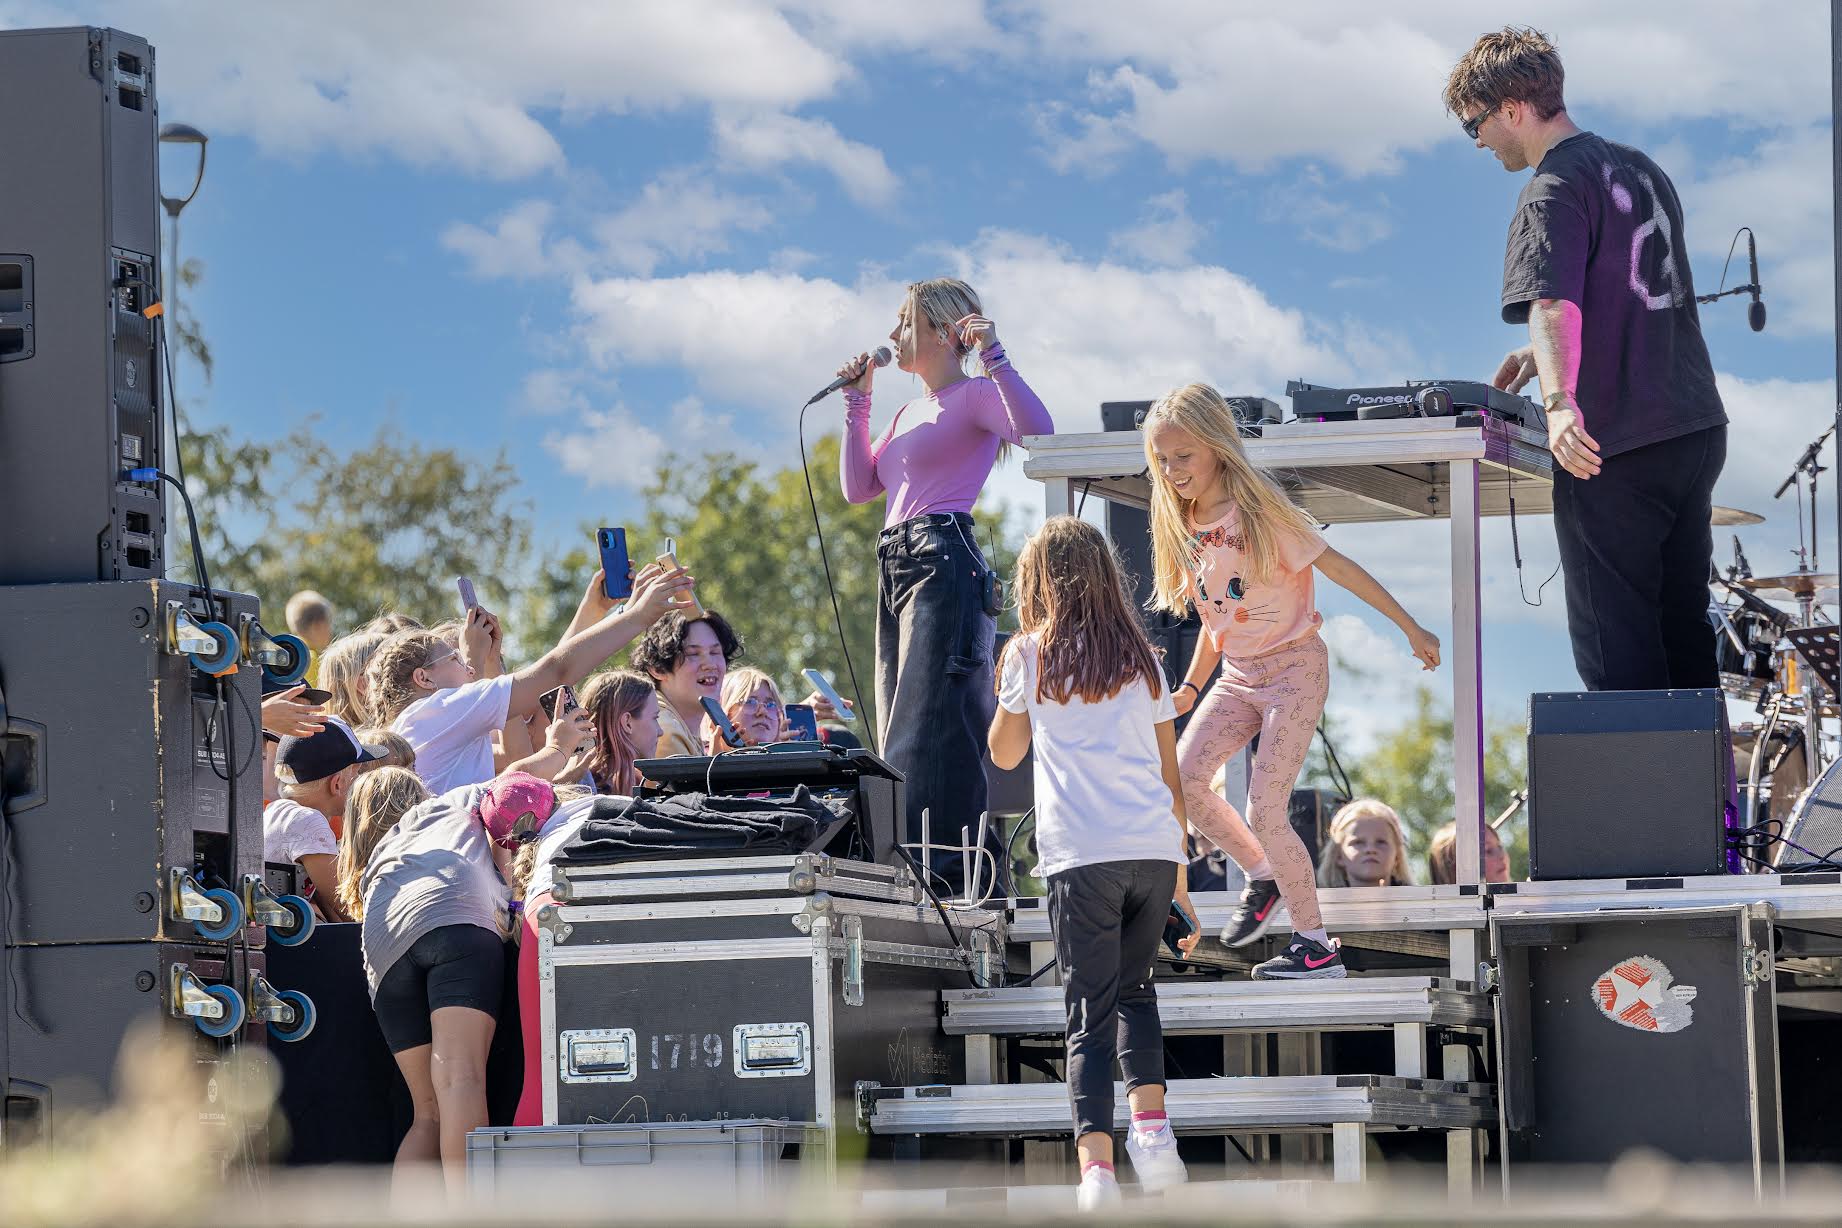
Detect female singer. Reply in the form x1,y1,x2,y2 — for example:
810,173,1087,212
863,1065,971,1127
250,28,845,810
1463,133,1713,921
837,278,1053,890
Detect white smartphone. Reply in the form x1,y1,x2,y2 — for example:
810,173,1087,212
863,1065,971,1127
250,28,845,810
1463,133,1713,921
801,668,854,723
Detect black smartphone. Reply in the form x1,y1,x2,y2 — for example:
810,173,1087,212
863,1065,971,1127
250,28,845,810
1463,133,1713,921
597,528,633,601
1162,899,1198,960
784,702,819,742
456,577,479,613
538,683,580,721
700,695,744,748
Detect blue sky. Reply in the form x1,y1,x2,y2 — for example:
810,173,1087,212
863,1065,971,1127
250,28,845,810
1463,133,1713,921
5,0,1835,752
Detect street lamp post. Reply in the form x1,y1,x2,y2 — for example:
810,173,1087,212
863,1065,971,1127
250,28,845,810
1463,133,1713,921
157,123,206,570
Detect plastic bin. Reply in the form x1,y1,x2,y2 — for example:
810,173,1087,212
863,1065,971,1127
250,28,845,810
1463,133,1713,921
465,1118,819,1197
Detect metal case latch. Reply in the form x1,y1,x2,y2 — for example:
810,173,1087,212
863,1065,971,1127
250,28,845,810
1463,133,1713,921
841,915,865,1007
734,1022,812,1078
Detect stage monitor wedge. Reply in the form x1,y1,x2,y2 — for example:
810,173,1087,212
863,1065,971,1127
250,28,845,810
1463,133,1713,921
0,26,164,584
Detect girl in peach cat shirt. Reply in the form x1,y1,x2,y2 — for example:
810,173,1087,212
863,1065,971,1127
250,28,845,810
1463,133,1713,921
1142,384,1441,980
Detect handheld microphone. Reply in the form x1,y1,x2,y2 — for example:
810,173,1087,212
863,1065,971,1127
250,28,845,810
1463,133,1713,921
1747,230,1767,332
806,346,892,405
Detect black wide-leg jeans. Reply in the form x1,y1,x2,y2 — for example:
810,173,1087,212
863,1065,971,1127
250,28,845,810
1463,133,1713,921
875,511,1006,895
1551,425,1726,692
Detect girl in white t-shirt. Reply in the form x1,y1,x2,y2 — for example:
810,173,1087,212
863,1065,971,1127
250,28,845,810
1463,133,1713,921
987,516,1196,1210
364,564,692,794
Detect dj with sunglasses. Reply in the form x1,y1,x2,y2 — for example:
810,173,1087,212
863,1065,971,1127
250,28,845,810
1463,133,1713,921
1445,27,1727,693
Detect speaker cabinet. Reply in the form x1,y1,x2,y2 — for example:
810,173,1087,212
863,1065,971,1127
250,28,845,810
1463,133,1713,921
0,26,165,584
1528,689,1734,880
0,580,264,944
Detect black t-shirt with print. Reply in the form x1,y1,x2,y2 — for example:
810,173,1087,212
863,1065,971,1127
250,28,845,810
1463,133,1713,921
1500,131,1727,458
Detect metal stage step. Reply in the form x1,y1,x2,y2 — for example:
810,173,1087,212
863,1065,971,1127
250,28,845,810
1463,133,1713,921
942,976,1490,1037
1005,884,1489,944
861,1076,1495,1182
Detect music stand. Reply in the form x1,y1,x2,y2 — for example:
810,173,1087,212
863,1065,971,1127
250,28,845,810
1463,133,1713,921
1785,625,1841,696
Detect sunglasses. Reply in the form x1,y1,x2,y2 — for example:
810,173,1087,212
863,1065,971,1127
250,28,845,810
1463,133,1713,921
1461,103,1499,141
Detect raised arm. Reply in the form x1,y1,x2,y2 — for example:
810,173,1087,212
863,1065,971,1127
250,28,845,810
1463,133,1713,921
506,564,693,717
840,389,886,504
972,342,1054,442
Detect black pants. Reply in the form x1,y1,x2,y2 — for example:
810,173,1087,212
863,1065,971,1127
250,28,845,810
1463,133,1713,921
875,511,1004,894
1552,425,1726,692
1047,859,1176,1140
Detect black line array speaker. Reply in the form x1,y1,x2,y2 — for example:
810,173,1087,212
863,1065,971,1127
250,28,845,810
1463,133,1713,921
1528,689,1735,880
0,581,265,945
0,26,166,585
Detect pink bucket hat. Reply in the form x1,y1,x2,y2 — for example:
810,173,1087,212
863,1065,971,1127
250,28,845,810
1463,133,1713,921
476,771,559,850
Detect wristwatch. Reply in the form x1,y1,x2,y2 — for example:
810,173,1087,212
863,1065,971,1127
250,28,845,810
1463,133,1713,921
1542,390,1576,412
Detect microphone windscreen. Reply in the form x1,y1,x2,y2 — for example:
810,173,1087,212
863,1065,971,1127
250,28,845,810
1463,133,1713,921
871,346,893,368
1749,300,1767,332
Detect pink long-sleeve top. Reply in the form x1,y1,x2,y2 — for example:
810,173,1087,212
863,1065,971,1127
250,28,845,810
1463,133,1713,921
839,343,1055,529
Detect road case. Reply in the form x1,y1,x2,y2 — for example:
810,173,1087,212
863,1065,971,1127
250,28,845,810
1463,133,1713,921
537,856,1002,1158
1491,903,1781,1191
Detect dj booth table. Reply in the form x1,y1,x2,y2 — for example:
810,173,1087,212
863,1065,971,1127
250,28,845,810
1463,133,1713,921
1023,413,1553,909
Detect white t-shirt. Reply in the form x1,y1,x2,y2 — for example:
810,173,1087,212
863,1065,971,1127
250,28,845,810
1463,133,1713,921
393,674,516,795
263,798,338,866
997,633,1185,879
524,793,609,903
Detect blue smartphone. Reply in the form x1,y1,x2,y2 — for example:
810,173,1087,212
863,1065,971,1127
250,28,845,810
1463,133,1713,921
784,703,820,742
1162,900,1198,960
597,527,633,601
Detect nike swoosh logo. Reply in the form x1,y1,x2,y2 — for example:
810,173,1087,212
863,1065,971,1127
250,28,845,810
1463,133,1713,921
1252,898,1275,921
1302,951,1338,969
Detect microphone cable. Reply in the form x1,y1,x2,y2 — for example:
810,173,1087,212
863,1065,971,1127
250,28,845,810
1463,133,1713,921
795,395,878,757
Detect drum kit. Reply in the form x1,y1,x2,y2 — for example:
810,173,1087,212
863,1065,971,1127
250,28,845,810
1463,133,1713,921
1706,427,1842,866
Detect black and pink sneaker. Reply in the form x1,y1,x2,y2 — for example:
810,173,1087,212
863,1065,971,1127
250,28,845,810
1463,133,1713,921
1220,877,1281,948
1252,936,1346,980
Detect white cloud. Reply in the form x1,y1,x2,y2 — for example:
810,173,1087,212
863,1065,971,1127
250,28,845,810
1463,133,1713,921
1319,613,1438,756
1274,188,1394,253
543,396,744,491
1020,2,1830,177
1108,190,1205,266
518,369,593,417
1,0,851,179
592,169,775,276
441,200,577,280
1684,127,1833,337
712,111,899,207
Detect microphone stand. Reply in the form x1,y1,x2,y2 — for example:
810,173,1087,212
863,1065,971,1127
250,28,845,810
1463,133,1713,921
1774,424,1833,574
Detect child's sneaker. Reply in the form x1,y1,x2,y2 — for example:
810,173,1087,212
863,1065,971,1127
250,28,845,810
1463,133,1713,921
1076,1164,1122,1212
1251,935,1346,980
1124,1119,1188,1190
1220,877,1281,947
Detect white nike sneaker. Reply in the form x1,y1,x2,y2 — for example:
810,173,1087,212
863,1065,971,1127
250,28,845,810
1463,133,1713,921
1076,1166,1122,1212
1125,1121,1189,1191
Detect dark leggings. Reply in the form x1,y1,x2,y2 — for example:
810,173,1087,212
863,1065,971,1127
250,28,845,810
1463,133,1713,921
1048,859,1176,1139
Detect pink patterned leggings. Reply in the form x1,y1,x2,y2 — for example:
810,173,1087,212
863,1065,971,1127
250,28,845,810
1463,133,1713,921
1176,633,1330,932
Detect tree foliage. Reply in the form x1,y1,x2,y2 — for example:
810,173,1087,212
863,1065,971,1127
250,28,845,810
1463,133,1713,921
1303,687,1529,880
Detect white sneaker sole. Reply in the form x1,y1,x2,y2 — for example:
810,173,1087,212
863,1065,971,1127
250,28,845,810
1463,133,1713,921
1252,962,1348,980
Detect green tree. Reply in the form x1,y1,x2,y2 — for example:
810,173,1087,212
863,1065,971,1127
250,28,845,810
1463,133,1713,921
1340,687,1529,879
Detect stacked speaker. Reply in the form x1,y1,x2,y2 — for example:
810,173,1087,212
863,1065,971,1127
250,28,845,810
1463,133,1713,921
0,26,318,1154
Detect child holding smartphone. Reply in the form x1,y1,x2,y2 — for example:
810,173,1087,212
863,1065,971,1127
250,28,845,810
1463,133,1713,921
987,516,1195,1209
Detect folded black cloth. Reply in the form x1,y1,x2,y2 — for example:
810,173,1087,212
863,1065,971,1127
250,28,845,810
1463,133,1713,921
556,785,847,864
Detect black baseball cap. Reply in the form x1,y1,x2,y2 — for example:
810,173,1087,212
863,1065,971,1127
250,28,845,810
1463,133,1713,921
261,673,333,705
275,716,388,786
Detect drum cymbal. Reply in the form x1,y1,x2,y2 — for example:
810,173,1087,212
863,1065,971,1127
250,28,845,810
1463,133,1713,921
1735,571,1840,598
1712,505,1766,526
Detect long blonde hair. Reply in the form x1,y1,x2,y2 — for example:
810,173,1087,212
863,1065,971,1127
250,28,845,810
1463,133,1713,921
903,277,1010,463
364,630,448,726
1008,516,1162,705
320,630,387,727
335,767,430,920
1316,798,1415,888
1143,383,1318,615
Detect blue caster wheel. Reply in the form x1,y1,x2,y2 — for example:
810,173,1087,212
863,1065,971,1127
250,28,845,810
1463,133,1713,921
267,894,316,947
267,989,317,1044
261,633,310,687
192,886,246,941
187,620,240,675
195,984,246,1038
